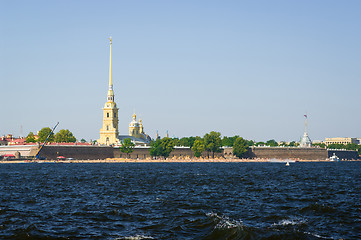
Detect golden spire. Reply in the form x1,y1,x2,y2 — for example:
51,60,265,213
107,37,114,102
109,36,112,89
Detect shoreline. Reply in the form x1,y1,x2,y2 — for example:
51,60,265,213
1,158,360,164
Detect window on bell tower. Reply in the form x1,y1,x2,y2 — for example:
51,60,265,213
107,125,109,130
114,113,116,118
107,113,109,118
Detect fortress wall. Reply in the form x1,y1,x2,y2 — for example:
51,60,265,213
114,147,223,159
6,145,356,161
115,147,331,160
40,146,114,160
248,147,328,160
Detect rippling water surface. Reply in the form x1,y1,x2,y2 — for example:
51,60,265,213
0,162,360,239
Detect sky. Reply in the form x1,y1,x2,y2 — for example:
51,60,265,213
1,0,360,142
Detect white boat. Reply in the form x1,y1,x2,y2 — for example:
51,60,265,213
330,153,340,162
286,161,290,166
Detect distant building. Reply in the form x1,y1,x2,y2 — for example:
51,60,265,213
0,135,27,145
325,137,358,146
300,115,312,148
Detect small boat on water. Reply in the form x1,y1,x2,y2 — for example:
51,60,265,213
286,161,290,166
330,153,340,162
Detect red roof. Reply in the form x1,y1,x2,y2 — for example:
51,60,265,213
3,154,15,157
46,142,92,146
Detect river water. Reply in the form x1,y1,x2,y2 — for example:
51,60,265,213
0,162,360,239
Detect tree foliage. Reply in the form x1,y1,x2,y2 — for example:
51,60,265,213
160,137,175,158
246,140,255,146
177,136,199,148
149,139,162,158
327,143,361,155
266,139,278,147
192,139,205,157
204,131,222,158
222,135,239,147
37,127,55,143
80,138,87,143
120,138,135,157
313,142,326,148
255,141,265,146
233,137,249,158
149,137,175,159
25,132,36,143
55,129,76,143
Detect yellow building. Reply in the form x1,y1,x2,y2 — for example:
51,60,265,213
325,137,357,146
118,113,151,145
129,113,145,139
98,37,119,145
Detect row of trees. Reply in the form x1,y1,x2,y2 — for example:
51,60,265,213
26,128,76,143
315,143,361,155
120,131,250,159
167,136,301,148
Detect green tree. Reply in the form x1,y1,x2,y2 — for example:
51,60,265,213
80,138,87,143
55,129,76,143
37,127,55,143
160,137,175,158
172,138,180,146
357,145,361,155
204,131,222,158
25,132,36,143
149,139,162,158
345,143,358,151
233,137,249,158
255,141,265,146
288,141,298,147
266,139,278,147
327,143,346,149
149,138,175,159
222,135,239,147
179,137,191,147
313,142,326,148
192,139,205,157
246,140,255,146
120,138,135,158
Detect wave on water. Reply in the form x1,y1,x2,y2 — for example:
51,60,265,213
115,235,154,240
202,212,331,240
272,218,308,227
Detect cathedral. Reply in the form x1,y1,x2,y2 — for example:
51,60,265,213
98,38,150,146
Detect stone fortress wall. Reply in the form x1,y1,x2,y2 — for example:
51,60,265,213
1,145,358,160
39,145,114,160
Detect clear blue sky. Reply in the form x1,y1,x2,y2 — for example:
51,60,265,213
1,0,360,142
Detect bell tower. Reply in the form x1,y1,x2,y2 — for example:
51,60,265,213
98,37,119,145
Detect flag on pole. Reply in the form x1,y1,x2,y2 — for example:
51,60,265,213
304,114,307,118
